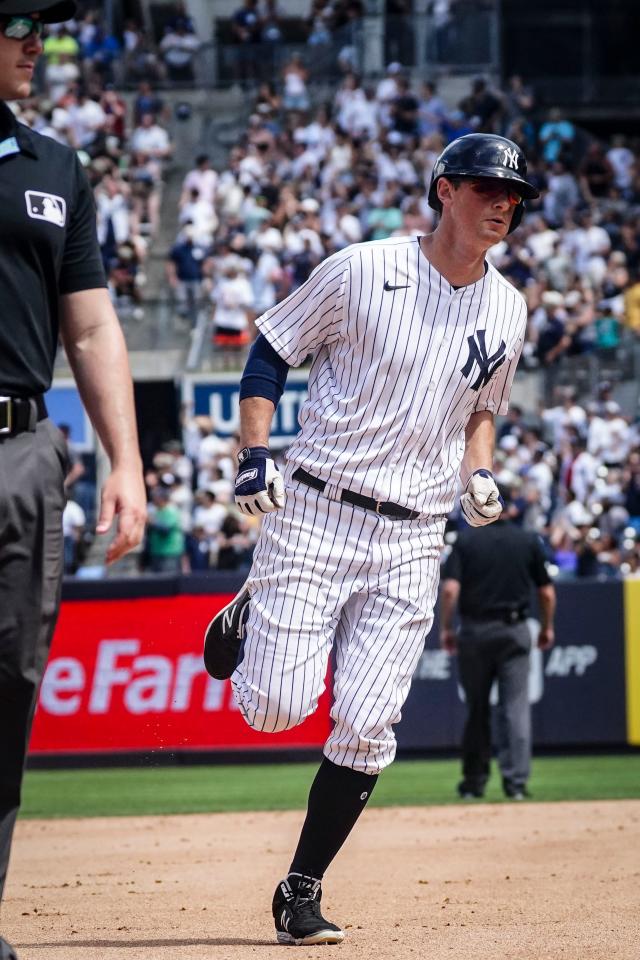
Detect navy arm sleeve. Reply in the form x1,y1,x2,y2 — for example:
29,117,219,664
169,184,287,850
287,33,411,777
239,333,291,405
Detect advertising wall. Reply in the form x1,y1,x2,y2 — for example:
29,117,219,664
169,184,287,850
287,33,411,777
29,577,634,758
29,587,331,756
183,371,309,445
396,579,628,751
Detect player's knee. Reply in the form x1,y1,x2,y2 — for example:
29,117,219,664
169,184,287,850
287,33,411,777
237,687,315,733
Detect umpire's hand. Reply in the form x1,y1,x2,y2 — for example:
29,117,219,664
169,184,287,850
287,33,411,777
440,628,457,654
460,469,503,527
234,446,285,515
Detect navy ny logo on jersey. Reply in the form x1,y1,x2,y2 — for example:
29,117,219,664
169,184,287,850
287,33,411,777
460,329,506,391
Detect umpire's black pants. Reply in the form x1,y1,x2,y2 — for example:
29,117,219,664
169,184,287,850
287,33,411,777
0,419,67,904
457,618,531,794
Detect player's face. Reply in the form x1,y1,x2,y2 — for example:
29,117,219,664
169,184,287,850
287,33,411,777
0,15,43,101
443,177,519,244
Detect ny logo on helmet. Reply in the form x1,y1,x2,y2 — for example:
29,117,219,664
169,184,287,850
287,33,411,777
502,147,519,170
460,330,506,391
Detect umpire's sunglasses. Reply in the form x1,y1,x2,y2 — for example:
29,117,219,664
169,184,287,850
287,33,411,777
1,16,44,39
466,178,523,207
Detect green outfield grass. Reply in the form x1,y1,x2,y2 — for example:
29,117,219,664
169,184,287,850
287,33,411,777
19,754,640,820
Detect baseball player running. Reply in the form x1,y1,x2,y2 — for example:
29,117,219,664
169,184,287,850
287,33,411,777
203,134,539,945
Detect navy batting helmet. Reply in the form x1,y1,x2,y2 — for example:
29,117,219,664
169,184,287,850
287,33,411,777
0,0,77,22
428,134,539,233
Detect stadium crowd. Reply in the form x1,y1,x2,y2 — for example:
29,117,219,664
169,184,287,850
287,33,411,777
160,53,640,578
11,6,181,327
16,4,639,578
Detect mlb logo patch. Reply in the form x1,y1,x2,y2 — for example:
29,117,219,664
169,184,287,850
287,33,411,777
25,190,66,227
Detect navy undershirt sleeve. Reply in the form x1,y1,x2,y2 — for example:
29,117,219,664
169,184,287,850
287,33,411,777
239,333,291,405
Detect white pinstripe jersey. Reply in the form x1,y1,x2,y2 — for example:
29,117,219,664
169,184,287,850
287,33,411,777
256,235,527,517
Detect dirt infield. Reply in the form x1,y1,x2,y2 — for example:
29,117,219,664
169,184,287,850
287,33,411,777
4,801,639,960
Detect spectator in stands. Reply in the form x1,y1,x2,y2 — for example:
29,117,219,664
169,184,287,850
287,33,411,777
123,23,166,83
69,88,108,153
503,74,535,133
607,135,635,197
160,20,200,83
108,242,144,319
165,0,196,34
185,524,212,571
193,489,227,537
366,188,403,240
62,499,87,575
146,486,185,573
45,50,80,104
166,224,209,324
542,159,581,227
216,512,255,570
539,107,576,164
43,23,79,64
459,77,503,133
390,73,419,138
192,416,234,491
210,257,255,359
130,110,172,162
128,153,161,240
132,83,166,128
95,171,133,271
375,61,402,129
579,141,615,203
181,153,219,210
282,52,310,111
101,84,127,141
179,188,217,245
417,80,447,137
80,22,122,88
232,0,261,87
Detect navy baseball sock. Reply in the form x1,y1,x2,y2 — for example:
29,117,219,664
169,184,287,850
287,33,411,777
289,757,378,880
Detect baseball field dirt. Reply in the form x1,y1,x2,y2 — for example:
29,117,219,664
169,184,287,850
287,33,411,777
4,800,639,960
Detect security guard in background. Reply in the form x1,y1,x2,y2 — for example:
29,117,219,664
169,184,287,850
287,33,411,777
0,4,146,958
439,489,556,801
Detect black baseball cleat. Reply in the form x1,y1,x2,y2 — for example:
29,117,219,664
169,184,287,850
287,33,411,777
457,780,484,799
0,936,19,960
272,873,345,946
203,586,250,680
503,780,532,801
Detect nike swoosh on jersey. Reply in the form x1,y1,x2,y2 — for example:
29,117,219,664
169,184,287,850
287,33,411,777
383,280,411,291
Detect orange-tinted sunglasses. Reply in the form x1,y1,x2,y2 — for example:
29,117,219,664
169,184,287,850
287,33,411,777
466,178,523,206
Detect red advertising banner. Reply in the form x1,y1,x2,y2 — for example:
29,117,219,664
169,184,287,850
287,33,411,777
29,594,332,755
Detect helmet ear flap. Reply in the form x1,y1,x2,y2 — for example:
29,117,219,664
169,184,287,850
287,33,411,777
508,202,525,233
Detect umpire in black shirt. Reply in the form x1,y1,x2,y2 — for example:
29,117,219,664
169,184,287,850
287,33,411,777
0,5,146,958
440,495,556,800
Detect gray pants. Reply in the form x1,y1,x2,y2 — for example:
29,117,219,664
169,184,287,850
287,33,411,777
0,419,66,902
457,618,531,793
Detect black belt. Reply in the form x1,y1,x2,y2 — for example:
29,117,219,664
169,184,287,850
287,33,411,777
292,466,421,520
464,609,528,625
0,395,47,438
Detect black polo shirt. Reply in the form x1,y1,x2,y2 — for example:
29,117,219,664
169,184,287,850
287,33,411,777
0,101,106,397
442,520,551,619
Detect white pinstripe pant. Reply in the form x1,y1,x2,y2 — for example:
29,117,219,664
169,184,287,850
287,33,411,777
231,466,445,773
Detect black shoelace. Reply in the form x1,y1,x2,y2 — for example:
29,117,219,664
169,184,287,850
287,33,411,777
293,893,323,921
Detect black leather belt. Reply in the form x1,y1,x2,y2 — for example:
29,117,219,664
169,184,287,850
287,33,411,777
465,609,528,624
0,395,47,438
292,466,421,520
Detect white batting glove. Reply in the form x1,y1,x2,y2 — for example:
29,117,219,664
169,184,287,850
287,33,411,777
234,446,285,515
460,469,503,527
